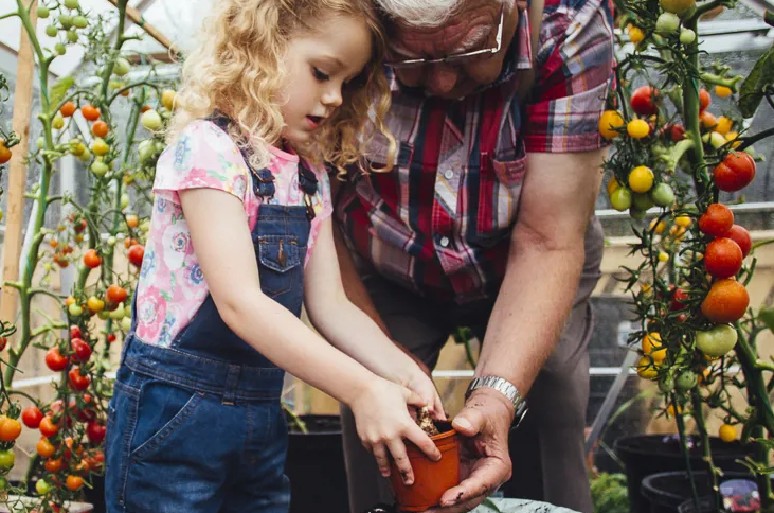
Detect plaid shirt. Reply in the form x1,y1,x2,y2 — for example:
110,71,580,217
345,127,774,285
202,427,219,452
335,0,615,304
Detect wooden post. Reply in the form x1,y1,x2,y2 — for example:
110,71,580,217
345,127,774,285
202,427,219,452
104,0,179,56
0,1,37,324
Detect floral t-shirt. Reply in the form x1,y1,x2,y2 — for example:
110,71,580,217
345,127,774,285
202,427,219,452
135,120,332,347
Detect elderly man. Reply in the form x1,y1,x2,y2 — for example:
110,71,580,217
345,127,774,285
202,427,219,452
332,0,615,512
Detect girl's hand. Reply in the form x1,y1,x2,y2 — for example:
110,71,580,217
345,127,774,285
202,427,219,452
401,365,446,421
350,379,441,484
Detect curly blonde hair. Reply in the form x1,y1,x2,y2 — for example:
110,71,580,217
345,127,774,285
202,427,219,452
167,0,395,177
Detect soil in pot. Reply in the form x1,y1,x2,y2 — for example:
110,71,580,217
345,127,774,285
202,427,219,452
389,420,460,513
285,414,349,513
615,435,757,513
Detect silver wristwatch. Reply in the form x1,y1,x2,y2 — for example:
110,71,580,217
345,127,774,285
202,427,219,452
465,375,528,427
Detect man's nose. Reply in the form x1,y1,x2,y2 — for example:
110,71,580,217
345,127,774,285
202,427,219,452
425,64,458,95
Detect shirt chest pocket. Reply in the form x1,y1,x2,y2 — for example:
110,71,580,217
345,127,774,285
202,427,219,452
468,153,527,247
255,235,303,298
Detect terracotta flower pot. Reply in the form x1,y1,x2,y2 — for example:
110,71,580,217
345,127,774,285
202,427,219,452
390,421,460,512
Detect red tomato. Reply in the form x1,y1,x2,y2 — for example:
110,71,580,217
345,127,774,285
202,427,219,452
698,204,734,237
128,244,145,267
70,338,92,362
83,248,102,268
704,237,743,278
59,101,76,118
663,123,685,142
724,225,752,257
670,287,689,311
68,367,91,391
86,421,107,445
699,88,710,111
0,337,6,351
45,347,69,371
630,86,659,116
39,417,59,438
21,406,44,428
106,284,128,304
714,153,756,192
91,120,109,138
69,324,82,340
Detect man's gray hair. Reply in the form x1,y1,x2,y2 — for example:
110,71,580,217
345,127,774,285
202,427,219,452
376,0,513,27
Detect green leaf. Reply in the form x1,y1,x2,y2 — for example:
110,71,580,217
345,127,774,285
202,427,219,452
739,46,774,119
759,306,774,333
49,76,75,110
480,498,503,513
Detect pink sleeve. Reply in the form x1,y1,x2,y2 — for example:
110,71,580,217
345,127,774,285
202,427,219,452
153,120,250,202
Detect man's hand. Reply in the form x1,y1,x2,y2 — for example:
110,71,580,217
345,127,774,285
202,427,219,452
426,388,514,513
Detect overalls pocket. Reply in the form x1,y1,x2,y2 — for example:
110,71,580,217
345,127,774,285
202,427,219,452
256,234,303,298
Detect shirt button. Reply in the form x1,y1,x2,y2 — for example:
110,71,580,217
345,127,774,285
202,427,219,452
439,236,450,248
444,169,454,180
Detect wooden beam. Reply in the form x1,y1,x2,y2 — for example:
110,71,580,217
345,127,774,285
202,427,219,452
104,0,179,57
0,1,37,324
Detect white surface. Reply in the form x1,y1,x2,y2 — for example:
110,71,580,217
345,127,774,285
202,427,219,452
471,498,579,513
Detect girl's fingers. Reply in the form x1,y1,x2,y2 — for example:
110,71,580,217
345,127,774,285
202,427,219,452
372,443,392,478
405,423,441,461
387,438,414,484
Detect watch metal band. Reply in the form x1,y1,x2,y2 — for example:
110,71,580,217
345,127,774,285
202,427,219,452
465,375,528,426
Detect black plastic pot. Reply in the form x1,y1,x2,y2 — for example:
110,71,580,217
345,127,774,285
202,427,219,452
641,472,718,513
286,414,349,513
614,435,756,513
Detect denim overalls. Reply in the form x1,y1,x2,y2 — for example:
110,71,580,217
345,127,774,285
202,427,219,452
105,116,318,513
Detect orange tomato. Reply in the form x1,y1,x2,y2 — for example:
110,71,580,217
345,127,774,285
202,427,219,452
83,248,102,268
0,140,12,164
699,88,710,111
81,104,101,121
700,110,717,130
125,213,140,229
59,101,77,118
106,284,128,304
701,278,750,323
39,417,59,438
44,457,63,472
91,120,109,138
36,437,56,459
0,418,22,442
66,475,85,492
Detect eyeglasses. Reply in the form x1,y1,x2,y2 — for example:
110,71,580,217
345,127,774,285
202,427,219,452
385,5,505,69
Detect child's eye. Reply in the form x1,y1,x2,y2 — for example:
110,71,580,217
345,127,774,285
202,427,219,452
312,67,330,82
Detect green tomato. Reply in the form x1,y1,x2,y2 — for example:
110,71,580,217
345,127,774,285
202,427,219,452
35,478,52,496
37,6,50,18
141,109,163,131
650,183,675,207
610,187,632,212
113,57,131,77
659,0,696,17
64,0,79,8
45,24,58,37
55,43,67,55
91,159,110,177
138,139,157,163
66,30,78,42
73,15,88,29
679,28,696,44
109,304,126,320
658,374,675,394
629,208,647,220
675,370,698,391
58,14,73,28
695,324,738,357
68,302,84,317
655,12,681,34
632,192,654,211
120,193,130,210
0,450,15,470
121,316,132,331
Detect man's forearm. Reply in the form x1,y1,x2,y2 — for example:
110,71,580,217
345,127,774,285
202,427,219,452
475,238,585,396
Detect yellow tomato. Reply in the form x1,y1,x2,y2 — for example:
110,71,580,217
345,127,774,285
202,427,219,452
635,355,659,380
627,119,651,139
628,165,654,193
674,214,692,228
642,332,667,362
52,115,65,130
161,89,177,111
718,423,736,442
628,26,645,43
649,218,666,234
91,138,110,156
86,296,105,313
714,85,733,98
599,110,625,139
715,116,733,136
607,177,621,196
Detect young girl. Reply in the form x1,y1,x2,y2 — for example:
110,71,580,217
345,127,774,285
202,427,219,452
104,1,445,511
